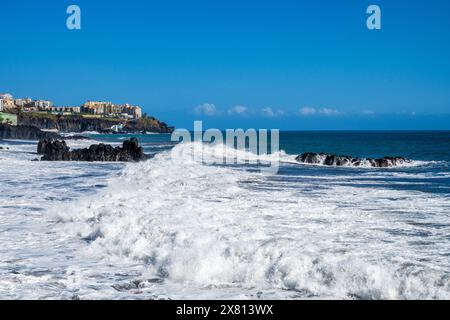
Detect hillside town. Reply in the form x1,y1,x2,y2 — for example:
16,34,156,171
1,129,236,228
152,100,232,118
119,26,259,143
0,93,142,125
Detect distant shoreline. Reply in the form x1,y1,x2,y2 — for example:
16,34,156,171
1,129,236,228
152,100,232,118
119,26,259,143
17,112,174,134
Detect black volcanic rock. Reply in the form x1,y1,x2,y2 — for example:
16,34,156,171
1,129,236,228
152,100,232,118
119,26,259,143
0,124,60,141
40,138,147,162
19,113,174,134
40,140,71,160
38,138,53,155
295,152,411,168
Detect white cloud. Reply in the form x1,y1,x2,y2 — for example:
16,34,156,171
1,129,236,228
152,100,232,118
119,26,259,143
299,107,317,116
299,107,341,117
261,107,284,118
228,105,248,116
195,103,217,116
319,108,340,116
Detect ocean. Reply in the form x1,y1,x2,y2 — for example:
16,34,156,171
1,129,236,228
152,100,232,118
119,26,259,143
0,131,449,299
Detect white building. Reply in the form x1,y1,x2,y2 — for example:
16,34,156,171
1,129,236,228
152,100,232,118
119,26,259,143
0,93,13,111
33,100,54,109
14,98,32,108
0,93,13,100
111,123,124,132
121,104,143,119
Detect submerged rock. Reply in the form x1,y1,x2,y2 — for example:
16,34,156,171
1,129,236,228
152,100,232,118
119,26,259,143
39,138,147,162
295,152,411,168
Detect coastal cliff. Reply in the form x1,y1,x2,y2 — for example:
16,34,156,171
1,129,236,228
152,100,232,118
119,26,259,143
0,123,90,141
18,113,174,133
0,123,60,140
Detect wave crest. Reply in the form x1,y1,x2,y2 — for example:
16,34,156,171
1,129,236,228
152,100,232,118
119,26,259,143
54,142,450,299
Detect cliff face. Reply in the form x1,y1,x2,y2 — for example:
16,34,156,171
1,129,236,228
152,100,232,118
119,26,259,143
0,124,60,140
18,113,174,133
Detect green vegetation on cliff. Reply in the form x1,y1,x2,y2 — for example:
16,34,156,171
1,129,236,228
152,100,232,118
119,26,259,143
0,112,18,125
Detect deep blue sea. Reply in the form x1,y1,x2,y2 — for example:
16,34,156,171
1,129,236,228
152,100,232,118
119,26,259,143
1,131,449,299
95,130,450,194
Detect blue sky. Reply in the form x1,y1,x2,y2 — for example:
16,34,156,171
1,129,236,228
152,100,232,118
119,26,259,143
1,0,450,130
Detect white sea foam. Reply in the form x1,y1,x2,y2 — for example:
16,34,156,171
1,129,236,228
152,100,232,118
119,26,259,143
0,140,127,299
62,131,101,136
50,142,450,299
1,139,449,299
167,141,297,167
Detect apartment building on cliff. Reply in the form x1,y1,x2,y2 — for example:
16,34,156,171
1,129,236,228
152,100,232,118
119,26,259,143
0,94,18,124
0,93,143,120
14,98,33,108
0,94,53,112
82,101,142,119
0,93,15,111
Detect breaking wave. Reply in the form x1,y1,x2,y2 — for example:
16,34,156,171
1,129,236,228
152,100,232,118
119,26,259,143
54,142,450,299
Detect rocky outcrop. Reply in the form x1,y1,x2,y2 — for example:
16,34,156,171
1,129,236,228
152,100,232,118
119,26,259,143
38,139,70,160
1,123,90,141
39,138,148,162
19,114,174,134
295,152,411,168
0,124,60,140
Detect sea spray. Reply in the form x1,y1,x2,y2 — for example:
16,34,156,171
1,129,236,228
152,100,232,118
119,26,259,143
53,142,450,299
171,121,280,175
